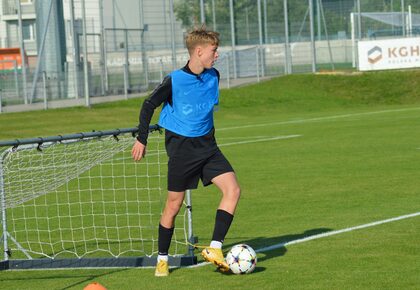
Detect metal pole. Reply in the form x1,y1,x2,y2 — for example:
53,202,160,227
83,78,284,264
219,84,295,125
123,64,128,100
309,0,316,73
112,0,117,50
229,0,237,78
159,59,164,81
200,0,205,24
408,5,412,37
42,71,48,110
351,12,356,68
169,0,177,71
13,60,19,96
69,0,79,99
283,0,290,74
99,0,106,95
258,0,263,45
139,0,148,89
212,0,216,31
401,0,406,37
29,0,54,103
357,0,361,39
257,0,265,77
391,0,395,35
16,0,28,104
226,54,230,89
124,29,129,93
317,0,321,40
256,47,260,82
263,0,268,43
1,156,9,261
185,190,194,257
81,0,90,107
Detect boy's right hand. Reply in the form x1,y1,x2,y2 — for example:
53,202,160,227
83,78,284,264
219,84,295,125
131,140,146,161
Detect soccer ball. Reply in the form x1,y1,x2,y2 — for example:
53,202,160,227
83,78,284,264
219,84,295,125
226,244,257,274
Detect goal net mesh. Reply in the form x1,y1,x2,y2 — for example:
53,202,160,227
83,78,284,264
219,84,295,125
0,130,189,260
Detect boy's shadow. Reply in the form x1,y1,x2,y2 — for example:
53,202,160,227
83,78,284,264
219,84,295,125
172,228,332,274
224,227,332,263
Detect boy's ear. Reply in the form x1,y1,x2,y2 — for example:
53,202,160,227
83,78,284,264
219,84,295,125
196,45,203,57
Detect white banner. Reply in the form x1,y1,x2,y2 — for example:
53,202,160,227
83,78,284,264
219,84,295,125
358,37,420,71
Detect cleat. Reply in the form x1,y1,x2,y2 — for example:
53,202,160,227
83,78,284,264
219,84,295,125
155,259,169,277
201,247,230,272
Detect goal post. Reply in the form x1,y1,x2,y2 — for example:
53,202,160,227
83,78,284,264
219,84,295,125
0,126,197,270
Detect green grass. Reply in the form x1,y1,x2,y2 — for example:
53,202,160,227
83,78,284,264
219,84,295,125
1,70,420,289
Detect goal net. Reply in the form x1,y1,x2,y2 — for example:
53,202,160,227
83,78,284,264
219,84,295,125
0,127,195,269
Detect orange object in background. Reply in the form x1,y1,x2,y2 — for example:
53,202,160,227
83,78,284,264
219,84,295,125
0,48,28,71
84,282,108,290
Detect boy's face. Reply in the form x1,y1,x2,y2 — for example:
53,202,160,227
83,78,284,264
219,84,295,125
198,44,219,69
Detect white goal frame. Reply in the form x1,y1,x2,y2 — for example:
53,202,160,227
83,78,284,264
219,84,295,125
0,126,196,270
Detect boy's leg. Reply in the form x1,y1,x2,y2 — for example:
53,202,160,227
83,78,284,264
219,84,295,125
202,172,240,271
155,190,185,277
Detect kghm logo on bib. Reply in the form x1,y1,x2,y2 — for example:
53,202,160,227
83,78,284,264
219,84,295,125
368,46,382,64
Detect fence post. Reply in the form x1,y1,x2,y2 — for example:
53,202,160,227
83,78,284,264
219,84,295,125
226,54,230,89
256,47,260,83
124,64,129,100
42,71,48,110
159,59,164,81
13,60,19,97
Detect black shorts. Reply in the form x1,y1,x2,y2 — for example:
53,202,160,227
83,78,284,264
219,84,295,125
165,128,234,192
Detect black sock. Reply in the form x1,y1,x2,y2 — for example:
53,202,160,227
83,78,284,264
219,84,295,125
211,209,234,243
158,224,174,255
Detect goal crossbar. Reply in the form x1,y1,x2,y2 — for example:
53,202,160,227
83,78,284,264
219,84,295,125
0,125,197,270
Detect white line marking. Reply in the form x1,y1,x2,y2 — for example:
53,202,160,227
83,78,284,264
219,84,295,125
217,136,272,140
256,211,420,253
218,107,420,131
187,211,420,268
218,135,301,147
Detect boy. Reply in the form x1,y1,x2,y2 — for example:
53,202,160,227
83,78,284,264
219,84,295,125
131,28,240,277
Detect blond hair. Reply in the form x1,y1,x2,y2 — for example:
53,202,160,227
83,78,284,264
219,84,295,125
185,27,219,54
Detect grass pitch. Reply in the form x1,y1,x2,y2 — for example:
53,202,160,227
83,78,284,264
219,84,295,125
0,70,420,289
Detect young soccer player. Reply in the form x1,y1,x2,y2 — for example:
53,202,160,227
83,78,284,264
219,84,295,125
131,27,240,277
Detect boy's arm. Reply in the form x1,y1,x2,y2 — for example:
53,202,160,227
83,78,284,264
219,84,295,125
132,76,171,162
136,75,172,145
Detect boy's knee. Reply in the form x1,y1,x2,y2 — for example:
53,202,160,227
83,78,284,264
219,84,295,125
227,185,241,200
166,200,182,216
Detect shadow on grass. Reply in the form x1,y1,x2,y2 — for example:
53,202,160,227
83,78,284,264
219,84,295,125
172,228,333,275
224,227,333,263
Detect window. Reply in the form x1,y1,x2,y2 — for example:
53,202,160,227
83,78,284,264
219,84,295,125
22,21,35,41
